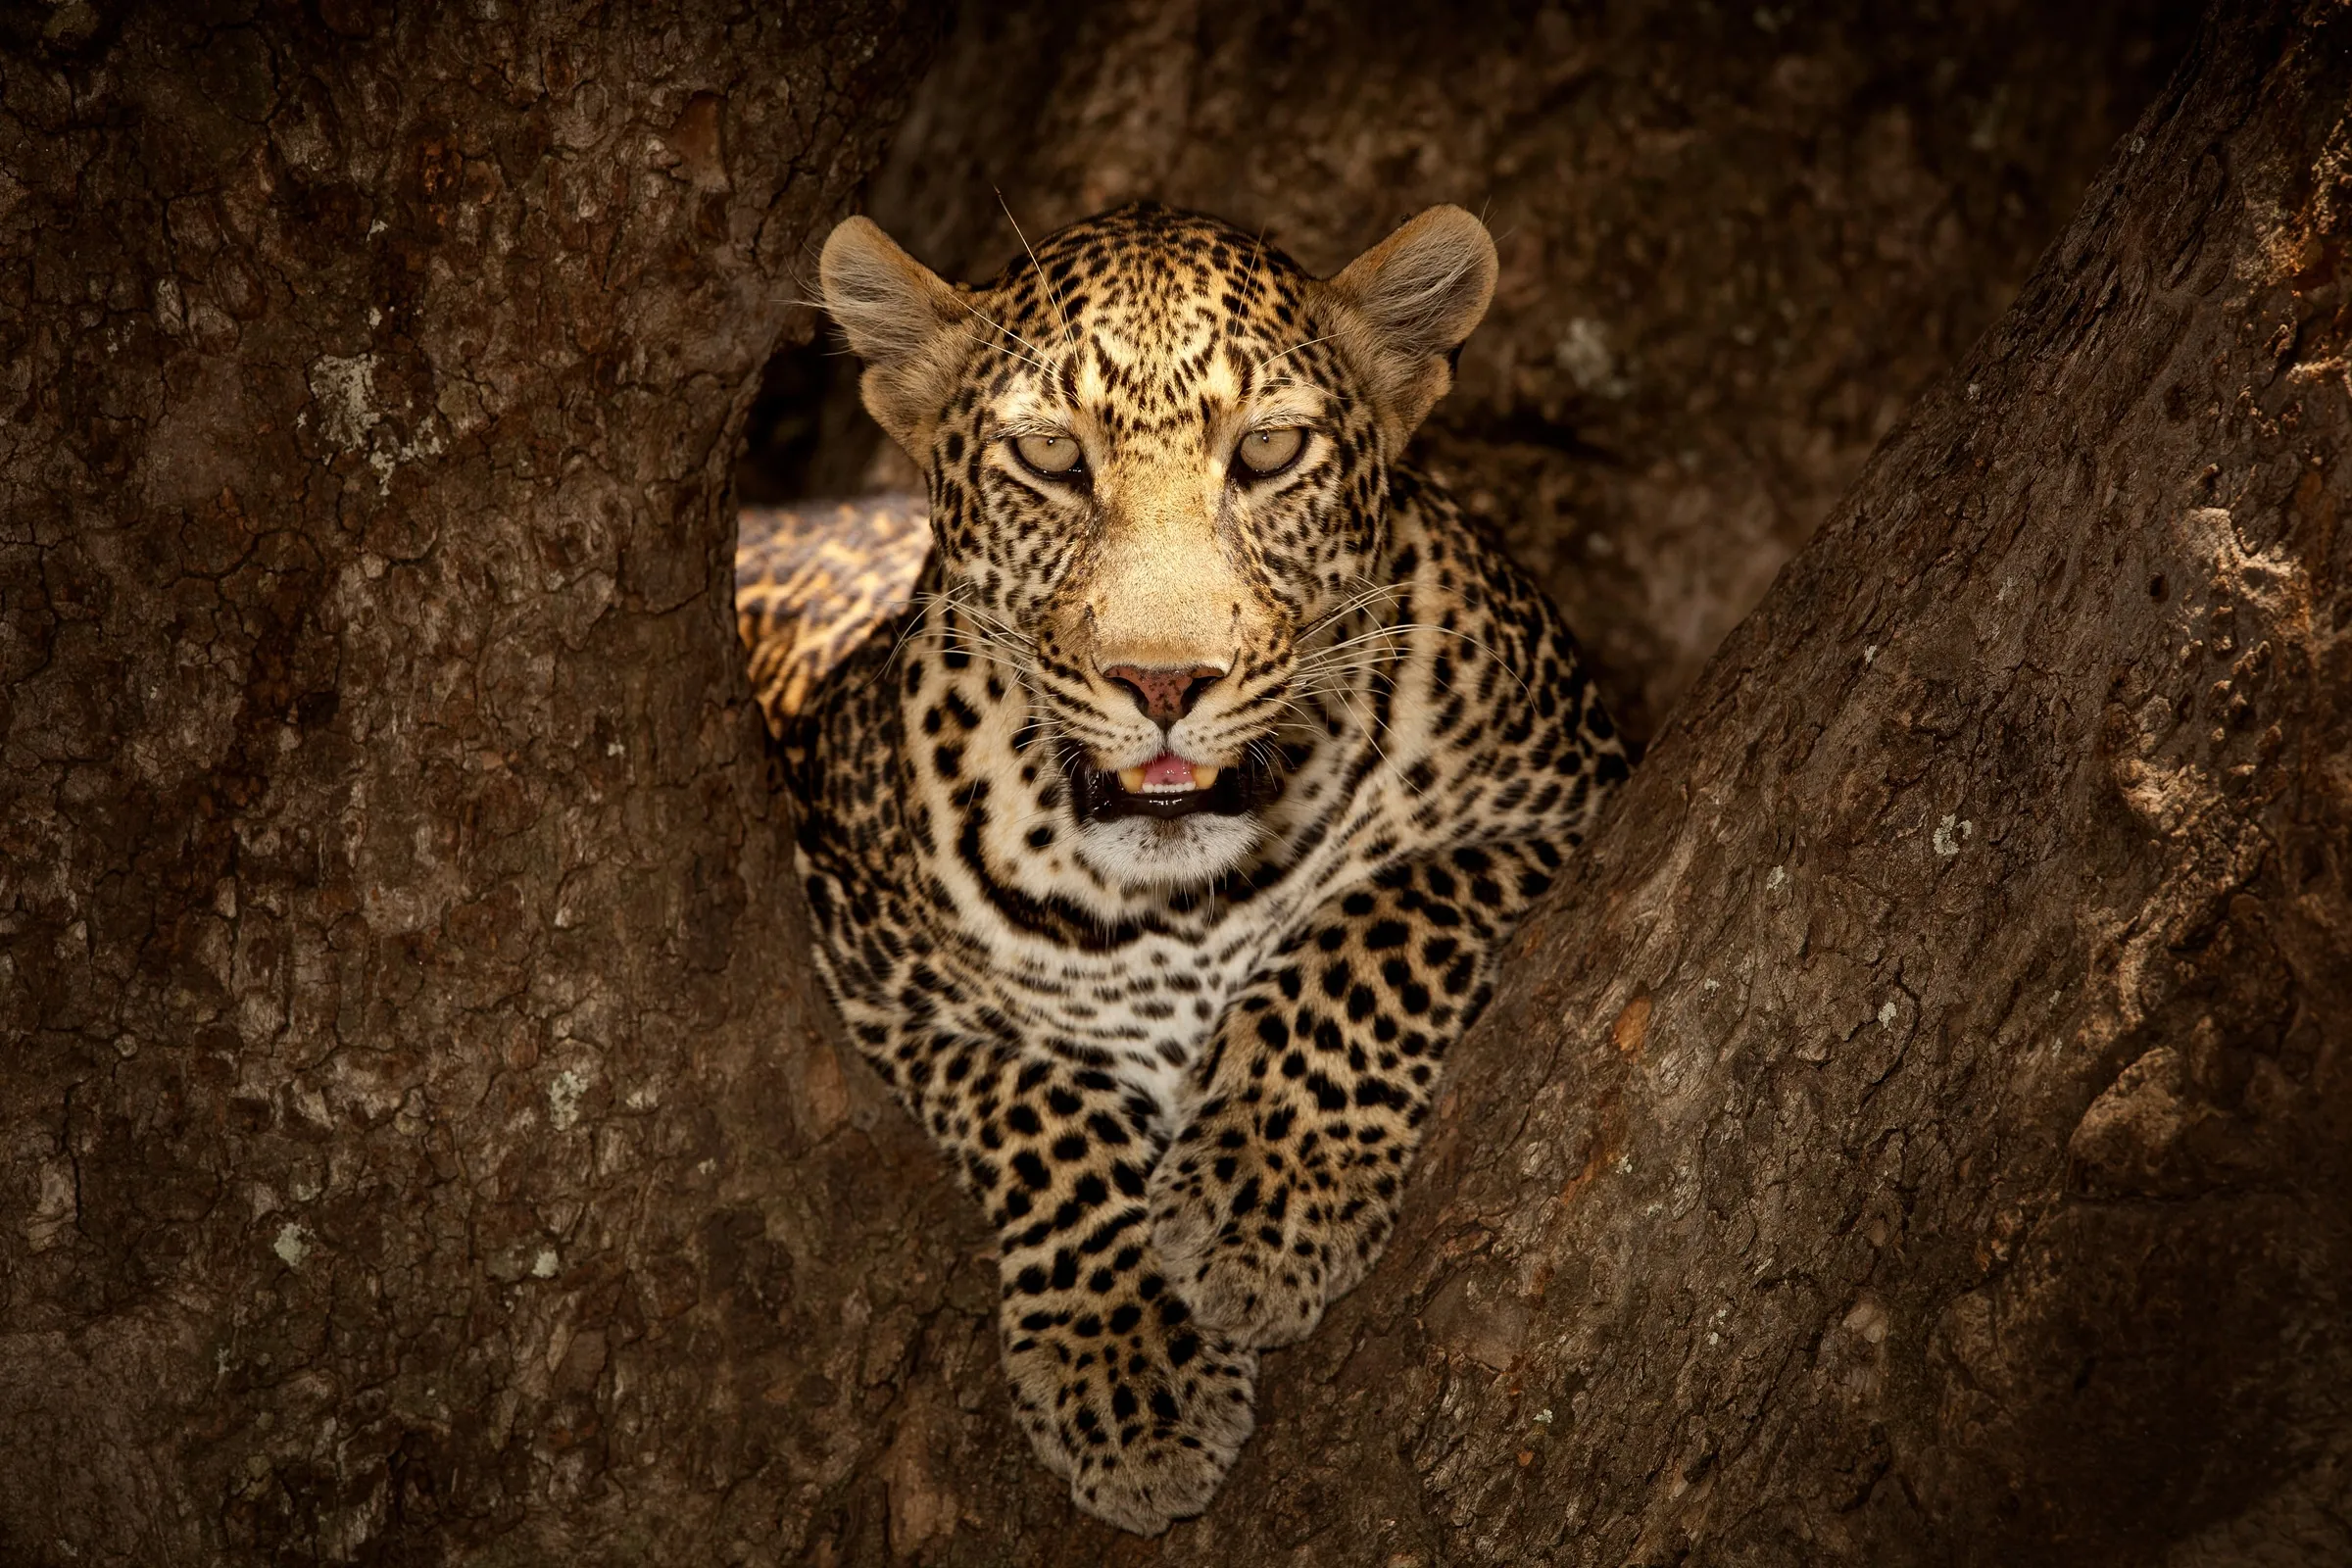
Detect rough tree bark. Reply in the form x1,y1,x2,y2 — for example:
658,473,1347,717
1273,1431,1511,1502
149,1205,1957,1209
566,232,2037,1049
0,3,945,1563
4,4,2346,1568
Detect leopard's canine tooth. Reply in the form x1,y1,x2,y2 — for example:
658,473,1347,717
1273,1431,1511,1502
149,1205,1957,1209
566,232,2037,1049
1190,762,1221,790
1118,765,1148,794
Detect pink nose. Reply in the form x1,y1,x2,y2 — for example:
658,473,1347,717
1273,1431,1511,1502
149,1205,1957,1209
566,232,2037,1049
1102,663,1223,725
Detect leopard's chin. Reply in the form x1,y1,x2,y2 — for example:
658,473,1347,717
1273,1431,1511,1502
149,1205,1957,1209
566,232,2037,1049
1058,743,1282,889
1071,812,1266,890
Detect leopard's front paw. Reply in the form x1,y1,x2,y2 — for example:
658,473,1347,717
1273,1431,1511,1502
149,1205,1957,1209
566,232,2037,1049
1149,1105,1395,1348
1002,1286,1258,1535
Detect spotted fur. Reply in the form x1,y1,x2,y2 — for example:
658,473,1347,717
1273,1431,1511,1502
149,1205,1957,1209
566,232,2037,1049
781,202,1629,1534
736,495,927,733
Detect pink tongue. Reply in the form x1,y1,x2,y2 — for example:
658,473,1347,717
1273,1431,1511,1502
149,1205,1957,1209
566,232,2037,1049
1142,752,1196,788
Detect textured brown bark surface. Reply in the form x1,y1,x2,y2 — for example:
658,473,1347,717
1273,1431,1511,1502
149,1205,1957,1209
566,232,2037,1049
6,4,2349,1568
0,3,945,1562
749,0,2198,748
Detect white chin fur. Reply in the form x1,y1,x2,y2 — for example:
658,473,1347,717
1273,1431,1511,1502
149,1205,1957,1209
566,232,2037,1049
1074,813,1262,888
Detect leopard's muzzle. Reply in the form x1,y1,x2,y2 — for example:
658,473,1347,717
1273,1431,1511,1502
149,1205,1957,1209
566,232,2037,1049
1062,744,1283,823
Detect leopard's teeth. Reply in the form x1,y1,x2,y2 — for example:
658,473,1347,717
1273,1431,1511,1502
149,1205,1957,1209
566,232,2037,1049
1190,762,1221,790
1118,765,1148,794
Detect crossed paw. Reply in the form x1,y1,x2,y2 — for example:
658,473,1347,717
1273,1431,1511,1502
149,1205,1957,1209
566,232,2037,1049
1002,1269,1260,1535
1146,1095,1398,1350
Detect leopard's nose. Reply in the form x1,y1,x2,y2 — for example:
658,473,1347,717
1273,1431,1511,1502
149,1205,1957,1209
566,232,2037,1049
1102,663,1224,726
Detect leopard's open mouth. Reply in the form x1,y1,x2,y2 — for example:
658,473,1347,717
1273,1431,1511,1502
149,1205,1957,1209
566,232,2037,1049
1064,745,1280,822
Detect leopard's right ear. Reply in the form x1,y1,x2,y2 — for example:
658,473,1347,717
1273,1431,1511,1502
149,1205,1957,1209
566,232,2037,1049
819,217,962,454
1323,206,1497,450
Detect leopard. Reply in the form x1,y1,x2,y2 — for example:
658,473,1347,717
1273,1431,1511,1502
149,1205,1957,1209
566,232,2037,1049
779,200,1630,1535
736,492,927,734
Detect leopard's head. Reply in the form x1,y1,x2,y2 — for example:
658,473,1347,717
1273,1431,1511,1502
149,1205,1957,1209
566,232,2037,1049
819,202,1494,888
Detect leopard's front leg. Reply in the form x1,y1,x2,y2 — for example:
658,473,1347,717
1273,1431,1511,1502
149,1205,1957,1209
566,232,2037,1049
1149,840,1561,1348
895,1035,1258,1535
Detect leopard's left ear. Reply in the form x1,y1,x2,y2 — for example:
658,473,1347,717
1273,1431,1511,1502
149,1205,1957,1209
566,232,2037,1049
1324,206,1497,447
820,216,965,456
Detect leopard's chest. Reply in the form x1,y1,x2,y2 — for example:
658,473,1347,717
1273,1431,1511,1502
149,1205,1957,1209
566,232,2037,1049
955,896,1301,1136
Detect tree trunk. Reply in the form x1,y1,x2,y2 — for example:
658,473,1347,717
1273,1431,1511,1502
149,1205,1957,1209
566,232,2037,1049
0,4,947,1563
6,4,2348,1568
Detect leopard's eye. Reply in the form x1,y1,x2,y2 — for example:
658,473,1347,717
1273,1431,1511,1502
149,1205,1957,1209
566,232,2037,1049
1235,425,1305,477
1012,432,1086,478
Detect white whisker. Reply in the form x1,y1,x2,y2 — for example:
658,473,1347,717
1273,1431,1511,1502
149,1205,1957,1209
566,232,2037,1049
1255,332,1339,376
1000,189,1078,350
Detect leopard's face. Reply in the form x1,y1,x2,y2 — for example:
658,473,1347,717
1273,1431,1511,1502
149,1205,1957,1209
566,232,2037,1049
934,212,1388,884
823,203,1494,887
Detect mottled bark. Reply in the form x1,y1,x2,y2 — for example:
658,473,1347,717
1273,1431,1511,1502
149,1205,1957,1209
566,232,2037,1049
748,0,2199,748
0,4,944,1563
7,2,2349,1567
